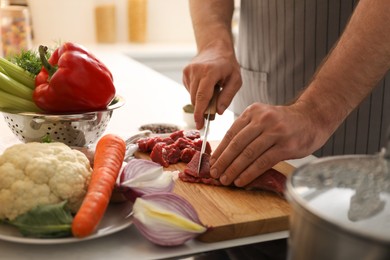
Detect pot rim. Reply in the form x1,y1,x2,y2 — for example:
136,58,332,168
286,154,390,245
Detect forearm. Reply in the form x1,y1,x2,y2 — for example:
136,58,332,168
189,0,235,52
296,0,390,136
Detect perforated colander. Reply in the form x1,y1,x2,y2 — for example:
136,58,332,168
2,96,125,147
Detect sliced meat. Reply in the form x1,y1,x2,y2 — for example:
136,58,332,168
183,151,211,178
179,150,287,196
178,171,222,186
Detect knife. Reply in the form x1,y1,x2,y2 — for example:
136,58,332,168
197,86,219,174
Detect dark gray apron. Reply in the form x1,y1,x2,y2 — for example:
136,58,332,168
232,0,390,156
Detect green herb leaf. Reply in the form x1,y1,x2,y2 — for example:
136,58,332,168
8,201,73,238
41,134,52,143
9,49,51,76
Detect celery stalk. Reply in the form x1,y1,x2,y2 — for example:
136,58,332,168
0,57,35,89
0,71,34,101
0,89,41,112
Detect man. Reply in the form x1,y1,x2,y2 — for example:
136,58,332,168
183,0,390,189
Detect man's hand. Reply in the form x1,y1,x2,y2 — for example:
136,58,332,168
210,102,331,187
183,42,242,129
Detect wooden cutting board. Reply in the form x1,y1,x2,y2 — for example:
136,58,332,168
134,142,294,243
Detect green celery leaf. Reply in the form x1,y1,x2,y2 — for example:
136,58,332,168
9,201,73,238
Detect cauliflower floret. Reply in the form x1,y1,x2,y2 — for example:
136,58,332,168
0,142,92,220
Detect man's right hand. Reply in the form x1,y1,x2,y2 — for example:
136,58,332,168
182,41,242,129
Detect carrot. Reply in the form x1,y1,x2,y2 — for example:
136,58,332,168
72,134,126,238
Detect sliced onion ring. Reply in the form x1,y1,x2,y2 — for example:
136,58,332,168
132,192,207,246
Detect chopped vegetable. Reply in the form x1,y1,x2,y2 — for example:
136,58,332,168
72,134,126,238
34,43,116,113
132,192,207,246
119,158,175,202
6,201,73,238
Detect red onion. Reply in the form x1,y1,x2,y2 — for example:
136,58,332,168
118,159,175,202
132,192,207,246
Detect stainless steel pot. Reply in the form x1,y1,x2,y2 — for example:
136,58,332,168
286,152,390,260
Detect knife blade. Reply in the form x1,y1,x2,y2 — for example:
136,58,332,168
197,86,219,174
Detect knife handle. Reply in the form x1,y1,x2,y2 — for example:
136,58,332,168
204,86,219,120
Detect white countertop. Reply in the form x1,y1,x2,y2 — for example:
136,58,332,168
0,46,316,260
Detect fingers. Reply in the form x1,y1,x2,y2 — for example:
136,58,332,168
209,103,322,187
232,147,279,187
193,77,218,129
182,50,242,129
209,114,259,178
211,120,276,186
183,61,219,129
182,64,199,106
189,77,200,108
217,71,242,114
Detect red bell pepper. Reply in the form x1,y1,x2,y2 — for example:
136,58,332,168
33,42,116,113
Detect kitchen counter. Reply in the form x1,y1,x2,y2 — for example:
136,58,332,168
0,47,316,260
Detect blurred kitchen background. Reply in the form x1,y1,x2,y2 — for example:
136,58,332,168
0,0,240,84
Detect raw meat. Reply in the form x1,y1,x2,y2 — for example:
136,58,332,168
138,136,174,152
137,130,211,166
179,150,287,196
150,142,181,167
183,151,211,178
170,129,200,141
180,148,198,163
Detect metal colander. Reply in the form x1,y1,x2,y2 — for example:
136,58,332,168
2,96,125,147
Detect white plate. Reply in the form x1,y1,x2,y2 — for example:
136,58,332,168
0,201,133,245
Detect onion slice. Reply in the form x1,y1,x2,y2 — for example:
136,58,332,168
132,192,207,246
119,158,175,202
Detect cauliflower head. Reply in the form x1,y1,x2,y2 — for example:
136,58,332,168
0,142,92,220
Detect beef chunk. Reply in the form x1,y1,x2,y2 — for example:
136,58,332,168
170,130,185,141
245,169,286,195
150,142,170,167
165,143,181,164
184,130,201,140
192,139,212,154
180,147,197,163
175,137,195,150
137,130,211,167
137,136,174,153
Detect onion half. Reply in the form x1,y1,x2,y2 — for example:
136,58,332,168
119,158,175,202
132,192,207,246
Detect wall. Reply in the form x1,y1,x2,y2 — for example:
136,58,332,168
27,0,195,46
146,0,195,43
